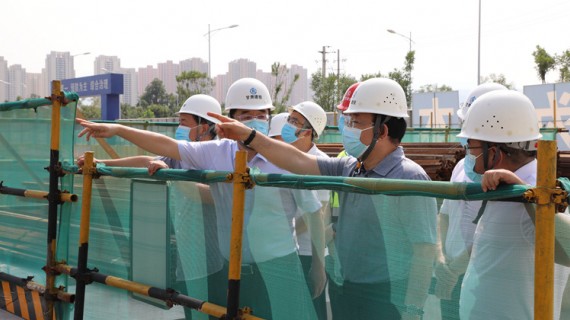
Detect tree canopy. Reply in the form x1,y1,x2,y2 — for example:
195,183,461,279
175,70,214,105
271,62,300,113
310,72,357,112
532,45,556,84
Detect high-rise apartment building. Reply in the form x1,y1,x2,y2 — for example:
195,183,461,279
211,58,259,104
137,65,158,98
1,52,309,110
0,57,9,102
94,55,121,75
25,73,44,99
93,55,138,106
180,58,208,74
120,67,138,106
288,64,308,105
157,60,180,94
8,64,26,101
45,51,75,81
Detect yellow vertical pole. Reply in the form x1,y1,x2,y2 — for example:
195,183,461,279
227,150,248,319
553,94,557,129
73,151,95,319
45,80,63,320
534,140,557,320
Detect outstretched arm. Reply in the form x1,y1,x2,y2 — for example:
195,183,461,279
208,113,321,175
76,119,181,160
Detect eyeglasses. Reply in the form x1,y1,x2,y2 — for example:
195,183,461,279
343,115,374,129
287,116,305,128
235,114,268,122
463,145,483,151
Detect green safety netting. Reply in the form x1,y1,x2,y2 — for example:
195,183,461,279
1,94,569,320
62,164,536,202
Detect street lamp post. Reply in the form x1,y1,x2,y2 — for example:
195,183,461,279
477,0,481,85
387,29,415,125
72,52,91,57
72,52,91,77
205,24,238,78
387,29,413,53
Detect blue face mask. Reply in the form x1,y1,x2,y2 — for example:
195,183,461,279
338,114,345,134
281,123,300,144
342,126,368,158
175,125,192,142
464,152,483,182
242,119,269,136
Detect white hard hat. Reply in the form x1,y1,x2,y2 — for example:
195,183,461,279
224,78,275,111
176,94,221,123
344,77,409,118
268,112,289,137
457,90,542,146
290,101,327,137
458,82,507,120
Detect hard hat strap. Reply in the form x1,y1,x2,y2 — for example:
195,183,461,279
355,115,391,174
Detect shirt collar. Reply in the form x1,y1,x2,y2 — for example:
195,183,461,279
367,146,406,177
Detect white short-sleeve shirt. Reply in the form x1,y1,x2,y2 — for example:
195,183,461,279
177,139,321,263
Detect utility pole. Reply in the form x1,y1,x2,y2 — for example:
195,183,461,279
318,46,333,79
337,50,340,105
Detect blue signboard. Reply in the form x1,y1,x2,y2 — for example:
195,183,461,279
524,82,570,151
411,91,460,128
62,73,124,120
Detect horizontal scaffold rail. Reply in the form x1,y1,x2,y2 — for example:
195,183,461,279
0,92,79,112
62,163,570,204
54,264,263,320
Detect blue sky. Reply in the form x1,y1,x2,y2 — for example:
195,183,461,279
2,0,568,98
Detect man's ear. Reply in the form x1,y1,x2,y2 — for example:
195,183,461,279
301,128,313,138
379,124,389,140
200,122,210,132
490,146,503,167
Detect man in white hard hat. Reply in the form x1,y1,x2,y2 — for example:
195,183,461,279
456,90,569,319
434,83,507,320
270,103,330,320
76,78,324,320
210,77,438,320
78,94,225,320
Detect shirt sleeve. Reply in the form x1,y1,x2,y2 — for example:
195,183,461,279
292,189,322,215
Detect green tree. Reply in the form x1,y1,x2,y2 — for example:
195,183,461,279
310,71,357,112
360,51,415,107
139,78,170,107
417,84,453,93
271,62,300,113
532,45,556,84
480,73,514,89
121,103,146,119
360,72,384,81
556,50,570,82
78,106,101,119
400,51,415,107
175,71,214,106
146,104,172,118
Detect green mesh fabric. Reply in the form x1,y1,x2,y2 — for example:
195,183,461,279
1,97,567,319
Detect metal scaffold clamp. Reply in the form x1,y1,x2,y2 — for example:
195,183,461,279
524,183,569,213
226,167,255,190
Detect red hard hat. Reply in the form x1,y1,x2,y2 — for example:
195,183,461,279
337,82,360,111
